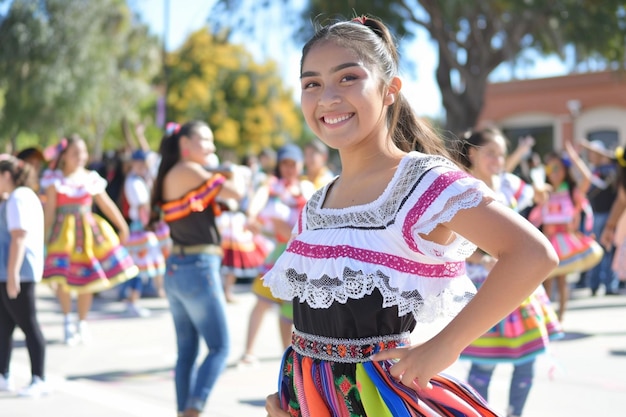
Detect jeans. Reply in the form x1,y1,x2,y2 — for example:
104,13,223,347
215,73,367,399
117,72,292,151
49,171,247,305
468,359,535,417
587,212,619,293
164,253,230,412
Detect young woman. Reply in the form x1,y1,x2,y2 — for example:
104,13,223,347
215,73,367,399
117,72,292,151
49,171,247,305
264,17,558,417
456,128,563,417
150,121,242,417
529,145,603,321
0,155,47,396
41,135,137,345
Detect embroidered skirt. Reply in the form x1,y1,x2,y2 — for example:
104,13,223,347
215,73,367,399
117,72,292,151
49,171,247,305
277,330,500,417
44,205,138,293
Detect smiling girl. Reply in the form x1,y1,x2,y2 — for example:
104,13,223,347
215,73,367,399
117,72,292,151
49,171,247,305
263,16,558,417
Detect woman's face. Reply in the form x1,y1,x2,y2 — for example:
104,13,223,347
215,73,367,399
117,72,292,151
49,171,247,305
545,157,566,186
300,41,396,152
469,136,506,178
62,140,89,173
182,125,216,166
278,158,302,181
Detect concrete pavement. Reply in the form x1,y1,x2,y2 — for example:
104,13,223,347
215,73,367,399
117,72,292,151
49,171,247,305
2,282,626,416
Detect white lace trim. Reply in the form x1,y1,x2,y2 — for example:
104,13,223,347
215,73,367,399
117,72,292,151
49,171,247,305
307,153,458,229
266,265,476,323
40,169,107,197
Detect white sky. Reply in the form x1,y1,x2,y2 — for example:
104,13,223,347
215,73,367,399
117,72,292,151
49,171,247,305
131,0,570,119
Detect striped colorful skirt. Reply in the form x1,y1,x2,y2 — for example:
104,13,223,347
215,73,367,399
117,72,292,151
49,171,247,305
460,285,563,364
152,220,172,258
125,220,166,279
544,225,603,278
277,330,500,416
44,206,138,294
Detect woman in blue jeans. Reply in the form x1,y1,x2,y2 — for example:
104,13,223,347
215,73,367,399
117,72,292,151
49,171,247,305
150,121,242,417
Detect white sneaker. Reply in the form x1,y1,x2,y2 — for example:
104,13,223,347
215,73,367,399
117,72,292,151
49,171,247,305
0,374,14,392
18,376,49,398
126,304,151,318
63,322,80,346
77,321,91,345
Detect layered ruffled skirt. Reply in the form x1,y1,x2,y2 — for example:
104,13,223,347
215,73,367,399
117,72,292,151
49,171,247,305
277,331,500,417
43,205,138,293
544,225,603,278
460,287,563,364
217,211,273,278
125,220,166,279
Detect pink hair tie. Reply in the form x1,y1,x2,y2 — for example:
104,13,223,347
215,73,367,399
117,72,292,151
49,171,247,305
352,16,368,25
165,122,181,135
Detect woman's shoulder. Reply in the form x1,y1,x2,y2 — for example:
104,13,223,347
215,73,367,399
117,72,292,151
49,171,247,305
163,162,225,202
404,151,460,172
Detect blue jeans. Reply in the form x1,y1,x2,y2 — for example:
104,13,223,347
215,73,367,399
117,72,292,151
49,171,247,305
587,212,619,293
164,253,230,412
468,359,535,417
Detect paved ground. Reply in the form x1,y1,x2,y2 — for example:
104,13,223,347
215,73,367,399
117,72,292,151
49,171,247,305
1,281,626,416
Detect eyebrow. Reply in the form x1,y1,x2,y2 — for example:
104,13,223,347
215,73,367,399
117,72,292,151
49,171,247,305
300,62,361,79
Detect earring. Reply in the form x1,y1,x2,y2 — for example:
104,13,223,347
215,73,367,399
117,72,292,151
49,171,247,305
181,148,190,158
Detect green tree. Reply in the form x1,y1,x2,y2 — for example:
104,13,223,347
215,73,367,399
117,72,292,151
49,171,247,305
165,28,306,155
0,0,161,154
210,0,626,134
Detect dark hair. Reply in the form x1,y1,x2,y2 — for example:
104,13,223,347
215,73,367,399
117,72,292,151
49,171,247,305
544,151,577,203
0,155,37,190
53,134,85,170
455,127,506,169
301,16,449,157
150,120,209,223
16,147,45,163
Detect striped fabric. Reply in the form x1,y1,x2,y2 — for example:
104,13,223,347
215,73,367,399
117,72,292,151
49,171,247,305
278,347,501,417
161,175,225,222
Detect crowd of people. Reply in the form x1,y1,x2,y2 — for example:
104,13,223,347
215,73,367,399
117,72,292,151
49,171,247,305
0,14,625,417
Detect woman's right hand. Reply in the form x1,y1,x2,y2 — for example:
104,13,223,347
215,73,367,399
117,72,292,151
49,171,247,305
265,392,290,417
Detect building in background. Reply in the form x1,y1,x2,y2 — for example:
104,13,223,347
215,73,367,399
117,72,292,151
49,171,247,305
477,71,626,156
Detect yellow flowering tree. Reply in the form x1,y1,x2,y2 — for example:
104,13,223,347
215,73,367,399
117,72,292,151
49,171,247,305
166,28,306,155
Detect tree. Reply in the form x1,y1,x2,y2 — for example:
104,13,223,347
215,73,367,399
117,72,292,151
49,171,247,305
0,0,161,154
210,0,626,135
165,28,306,154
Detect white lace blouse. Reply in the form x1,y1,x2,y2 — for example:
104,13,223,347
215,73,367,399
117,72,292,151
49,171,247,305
263,152,494,324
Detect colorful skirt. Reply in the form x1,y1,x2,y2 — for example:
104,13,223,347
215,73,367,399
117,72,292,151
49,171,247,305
218,211,273,278
43,207,138,294
125,221,166,279
278,330,499,417
460,285,563,364
544,226,603,278
152,220,172,258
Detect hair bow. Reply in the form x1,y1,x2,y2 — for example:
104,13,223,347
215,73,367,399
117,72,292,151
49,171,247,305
165,122,181,135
